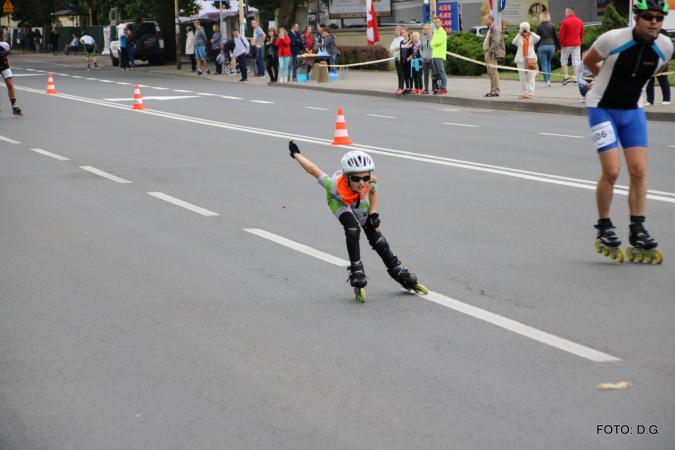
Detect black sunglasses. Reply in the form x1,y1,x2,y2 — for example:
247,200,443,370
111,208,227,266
639,13,665,22
349,174,371,183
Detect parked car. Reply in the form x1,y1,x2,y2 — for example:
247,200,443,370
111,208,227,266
110,21,165,66
469,26,488,38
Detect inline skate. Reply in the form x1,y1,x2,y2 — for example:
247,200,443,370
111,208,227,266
347,263,367,302
594,223,624,262
12,104,22,117
387,259,428,294
627,224,663,264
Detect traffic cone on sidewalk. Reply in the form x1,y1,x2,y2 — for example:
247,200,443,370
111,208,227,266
132,85,146,110
45,74,57,94
331,108,353,145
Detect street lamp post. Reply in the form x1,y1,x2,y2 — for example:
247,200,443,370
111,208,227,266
175,0,181,69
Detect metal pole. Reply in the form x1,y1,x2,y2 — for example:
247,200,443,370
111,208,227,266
175,0,181,69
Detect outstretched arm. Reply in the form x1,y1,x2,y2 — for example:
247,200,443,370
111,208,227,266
289,139,323,179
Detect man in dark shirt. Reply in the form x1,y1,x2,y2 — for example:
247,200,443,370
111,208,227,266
288,23,302,81
221,38,237,74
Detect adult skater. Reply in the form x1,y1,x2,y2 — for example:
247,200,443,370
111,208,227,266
288,139,427,302
583,0,672,264
0,41,22,116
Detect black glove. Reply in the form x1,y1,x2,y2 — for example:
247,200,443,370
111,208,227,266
289,140,300,159
366,213,380,229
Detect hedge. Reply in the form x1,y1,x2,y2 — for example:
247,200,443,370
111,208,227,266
335,44,390,71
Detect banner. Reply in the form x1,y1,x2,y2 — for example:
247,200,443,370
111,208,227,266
481,1,548,26
329,0,391,18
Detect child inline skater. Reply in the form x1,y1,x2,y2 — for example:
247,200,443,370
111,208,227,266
288,139,427,302
0,41,22,116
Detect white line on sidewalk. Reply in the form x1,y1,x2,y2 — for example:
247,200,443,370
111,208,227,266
244,228,349,267
80,166,132,183
306,107,328,110
367,114,396,118
220,95,243,100
30,148,69,160
539,133,586,138
443,122,479,128
0,135,20,144
246,228,620,363
148,192,218,216
251,100,274,104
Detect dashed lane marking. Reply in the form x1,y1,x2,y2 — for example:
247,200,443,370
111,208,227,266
306,107,328,110
443,122,479,128
103,96,200,101
147,192,218,216
30,148,69,160
116,82,132,85
151,87,170,90
367,114,395,118
245,228,621,363
220,95,243,100
99,80,115,83
197,92,218,96
0,135,20,144
251,100,274,104
173,90,193,93
71,76,83,78
80,166,132,183
539,133,585,138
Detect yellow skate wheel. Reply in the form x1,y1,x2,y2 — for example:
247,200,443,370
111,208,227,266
602,247,609,256
654,249,663,264
355,288,366,303
610,252,617,260
627,247,635,261
645,255,653,263
636,253,644,263
616,248,625,263
595,239,603,253
414,284,429,295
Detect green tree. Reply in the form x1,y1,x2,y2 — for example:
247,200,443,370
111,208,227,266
11,0,66,26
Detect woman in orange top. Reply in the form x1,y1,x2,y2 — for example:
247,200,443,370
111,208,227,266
275,27,292,82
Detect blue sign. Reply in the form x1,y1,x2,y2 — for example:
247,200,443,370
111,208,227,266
499,0,506,11
67,1,78,10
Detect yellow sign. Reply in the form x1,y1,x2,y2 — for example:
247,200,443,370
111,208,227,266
481,1,548,26
2,0,14,13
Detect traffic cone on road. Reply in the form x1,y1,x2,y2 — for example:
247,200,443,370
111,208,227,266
45,74,57,94
131,85,146,110
331,108,353,145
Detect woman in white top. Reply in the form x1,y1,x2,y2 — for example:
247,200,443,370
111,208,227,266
185,26,196,72
512,22,540,99
389,26,404,94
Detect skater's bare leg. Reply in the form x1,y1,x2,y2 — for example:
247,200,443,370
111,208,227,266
4,78,16,100
596,147,620,219
624,146,648,217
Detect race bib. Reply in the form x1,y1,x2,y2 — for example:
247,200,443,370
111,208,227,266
590,121,617,150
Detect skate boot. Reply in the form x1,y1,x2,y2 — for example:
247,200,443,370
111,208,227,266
387,259,428,294
347,263,368,303
627,224,663,264
12,105,22,117
594,222,624,262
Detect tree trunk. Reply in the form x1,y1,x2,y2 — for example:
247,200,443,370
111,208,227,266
157,0,176,62
279,0,297,31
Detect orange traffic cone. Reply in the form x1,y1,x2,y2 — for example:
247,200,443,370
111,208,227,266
46,74,57,94
331,108,352,146
131,85,146,110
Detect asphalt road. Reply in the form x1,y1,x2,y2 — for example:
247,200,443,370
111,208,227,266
1,60,674,450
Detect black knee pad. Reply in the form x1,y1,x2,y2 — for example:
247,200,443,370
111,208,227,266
369,231,388,252
344,226,361,244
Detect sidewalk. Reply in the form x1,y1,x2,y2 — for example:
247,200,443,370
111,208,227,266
13,53,675,122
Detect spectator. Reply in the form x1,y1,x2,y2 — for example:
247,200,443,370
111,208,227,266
559,6,584,85
301,25,315,78
513,22,540,99
34,28,42,52
390,26,404,94
536,11,560,87
49,27,59,55
251,19,266,79
186,26,196,72
316,23,326,50
250,38,259,77
79,31,98,70
289,23,302,81
64,33,79,55
126,28,136,71
233,28,250,82
210,24,222,74
119,27,129,70
321,27,338,74
409,32,423,94
220,38,236,74
483,14,505,97
645,29,672,106
576,49,594,103
276,27,291,82
265,27,279,84
27,29,34,52
2,27,10,45
400,28,412,94
420,24,433,94
194,20,210,75
430,17,448,94
18,28,26,53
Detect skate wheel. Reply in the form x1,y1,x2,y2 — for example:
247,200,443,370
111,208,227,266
354,288,366,303
654,249,663,264
627,247,635,261
616,248,624,263
414,284,429,295
645,255,653,264
610,252,617,260
595,239,603,253
636,253,644,263
602,247,609,256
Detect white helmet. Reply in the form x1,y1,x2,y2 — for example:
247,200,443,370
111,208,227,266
341,151,375,174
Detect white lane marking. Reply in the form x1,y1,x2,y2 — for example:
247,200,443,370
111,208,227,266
99,80,115,83
367,114,395,118
30,148,69,160
71,76,83,78
244,229,349,267
25,68,35,71
173,89,193,93
197,92,218,96
17,86,675,204
443,122,479,128
669,145,675,148
137,85,150,87
147,192,218,216
12,74,45,77
251,100,275,104
151,87,170,90
306,107,328,110
248,229,620,363
220,95,243,100
85,78,97,80
80,166,132,183
116,82,132,85
0,135,20,144
103,96,200,101
539,133,586,139
58,74,70,77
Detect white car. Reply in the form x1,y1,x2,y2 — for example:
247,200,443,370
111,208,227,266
110,21,165,66
469,26,488,38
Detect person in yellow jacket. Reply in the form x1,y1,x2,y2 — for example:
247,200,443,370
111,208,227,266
430,17,448,94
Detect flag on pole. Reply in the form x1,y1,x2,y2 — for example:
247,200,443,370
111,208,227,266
366,0,379,45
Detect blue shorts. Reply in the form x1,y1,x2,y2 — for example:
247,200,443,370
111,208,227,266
195,46,207,60
587,107,648,153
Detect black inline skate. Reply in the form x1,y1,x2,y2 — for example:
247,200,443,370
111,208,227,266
347,263,368,303
387,259,428,294
12,104,22,117
594,222,624,262
627,223,663,264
